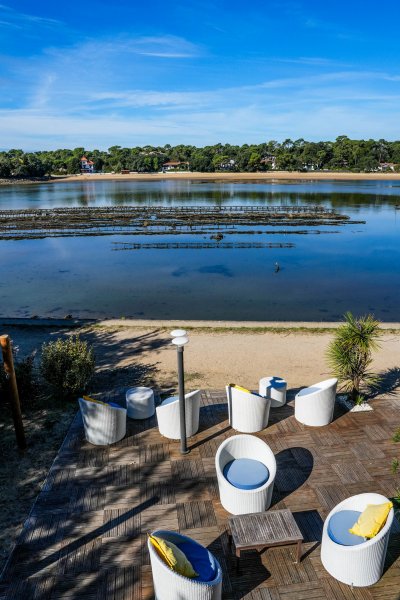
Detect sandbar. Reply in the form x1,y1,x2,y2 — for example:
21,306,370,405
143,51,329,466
47,171,400,184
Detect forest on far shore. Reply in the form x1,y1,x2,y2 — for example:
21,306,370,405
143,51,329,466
1,136,400,178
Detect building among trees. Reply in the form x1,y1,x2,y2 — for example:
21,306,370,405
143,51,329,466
80,156,94,173
162,161,189,171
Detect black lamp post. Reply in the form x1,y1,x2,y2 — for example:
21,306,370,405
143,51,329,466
171,329,190,455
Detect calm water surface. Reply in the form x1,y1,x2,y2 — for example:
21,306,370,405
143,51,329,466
1,179,399,320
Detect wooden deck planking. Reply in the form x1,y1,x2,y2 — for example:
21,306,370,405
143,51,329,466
0,390,399,599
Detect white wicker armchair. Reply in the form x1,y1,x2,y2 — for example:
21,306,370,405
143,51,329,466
226,385,271,433
148,529,222,600
156,390,200,440
215,434,277,515
78,397,126,445
321,492,394,587
294,378,337,426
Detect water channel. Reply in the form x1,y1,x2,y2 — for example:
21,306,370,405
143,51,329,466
0,178,399,321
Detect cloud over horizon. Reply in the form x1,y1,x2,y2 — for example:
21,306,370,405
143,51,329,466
2,1,400,149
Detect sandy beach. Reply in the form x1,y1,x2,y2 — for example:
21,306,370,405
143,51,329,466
44,171,400,184
2,169,400,186
86,320,400,390
4,319,400,390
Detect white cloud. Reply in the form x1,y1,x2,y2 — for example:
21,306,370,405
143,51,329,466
2,30,400,149
1,92,400,151
273,57,352,68
132,35,202,58
0,4,62,28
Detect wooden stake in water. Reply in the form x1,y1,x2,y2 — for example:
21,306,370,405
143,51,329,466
0,335,26,449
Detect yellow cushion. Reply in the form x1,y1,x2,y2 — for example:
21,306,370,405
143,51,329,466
229,383,252,394
149,535,198,578
349,502,393,539
83,395,106,406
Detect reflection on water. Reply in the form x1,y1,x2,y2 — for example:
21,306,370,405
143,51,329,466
0,179,399,321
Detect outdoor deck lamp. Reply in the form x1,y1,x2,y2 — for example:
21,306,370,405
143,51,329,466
171,329,190,454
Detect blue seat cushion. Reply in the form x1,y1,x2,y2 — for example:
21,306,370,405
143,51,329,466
271,377,285,388
223,458,269,490
108,402,123,409
328,510,366,546
177,541,217,582
161,396,178,406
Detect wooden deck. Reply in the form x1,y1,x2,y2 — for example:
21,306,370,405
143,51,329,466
1,390,399,599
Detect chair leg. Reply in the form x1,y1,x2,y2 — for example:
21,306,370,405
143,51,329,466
236,550,241,574
295,540,302,563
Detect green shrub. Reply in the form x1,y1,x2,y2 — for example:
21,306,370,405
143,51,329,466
40,336,95,398
326,312,381,403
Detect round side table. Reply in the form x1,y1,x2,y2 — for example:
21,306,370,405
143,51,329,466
259,376,287,407
126,387,155,419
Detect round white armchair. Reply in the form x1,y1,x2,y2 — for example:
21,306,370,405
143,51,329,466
295,378,337,427
226,385,271,433
215,434,277,515
321,492,394,587
156,389,200,440
78,397,126,445
148,529,222,600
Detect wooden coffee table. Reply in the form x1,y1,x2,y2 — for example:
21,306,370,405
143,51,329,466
228,509,303,573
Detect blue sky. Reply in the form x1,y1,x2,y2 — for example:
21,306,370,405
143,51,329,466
2,0,400,150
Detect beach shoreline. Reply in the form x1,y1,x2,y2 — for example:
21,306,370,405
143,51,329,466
2,318,399,391
2,317,400,330
3,171,400,185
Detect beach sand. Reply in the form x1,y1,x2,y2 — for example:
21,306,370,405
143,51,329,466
4,319,399,391
90,320,400,390
47,171,400,184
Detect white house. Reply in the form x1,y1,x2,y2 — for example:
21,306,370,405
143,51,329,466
80,156,94,173
162,161,189,171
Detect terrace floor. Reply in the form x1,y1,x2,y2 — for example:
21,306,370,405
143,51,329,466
1,389,399,600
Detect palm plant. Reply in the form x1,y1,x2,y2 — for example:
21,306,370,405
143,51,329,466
326,312,381,403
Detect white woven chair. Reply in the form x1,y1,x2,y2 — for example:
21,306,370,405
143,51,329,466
294,378,337,426
321,492,394,587
156,390,200,440
215,434,277,515
148,529,222,600
226,385,271,433
78,397,126,445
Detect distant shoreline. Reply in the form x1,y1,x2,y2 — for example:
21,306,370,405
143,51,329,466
2,171,400,186
1,317,400,330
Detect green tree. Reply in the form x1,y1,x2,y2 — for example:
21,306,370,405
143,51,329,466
0,158,11,177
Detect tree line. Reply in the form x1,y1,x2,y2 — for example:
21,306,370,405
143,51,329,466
1,136,400,178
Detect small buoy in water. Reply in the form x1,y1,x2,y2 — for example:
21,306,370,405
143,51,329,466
274,262,280,273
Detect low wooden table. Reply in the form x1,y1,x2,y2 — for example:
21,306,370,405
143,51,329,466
228,509,303,573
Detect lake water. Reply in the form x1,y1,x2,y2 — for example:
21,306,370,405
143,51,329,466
1,178,399,321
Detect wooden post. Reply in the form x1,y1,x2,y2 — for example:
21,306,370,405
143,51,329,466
0,335,26,449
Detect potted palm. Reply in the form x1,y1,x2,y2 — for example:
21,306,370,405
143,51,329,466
326,312,381,411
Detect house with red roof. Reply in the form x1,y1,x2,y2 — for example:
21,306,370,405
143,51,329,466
80,156,94,173
162,161,189,171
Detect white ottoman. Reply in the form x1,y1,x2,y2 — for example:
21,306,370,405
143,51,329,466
126,387,155,419
259,376,287,407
